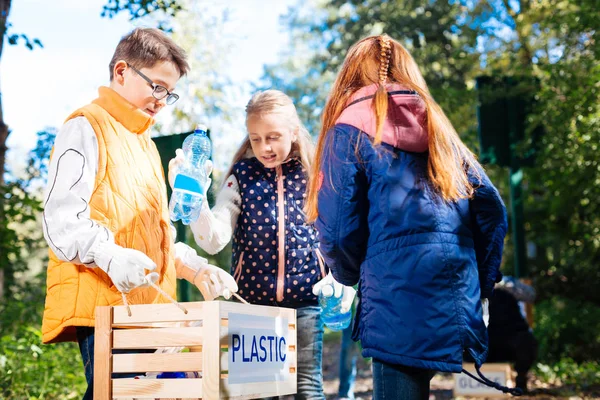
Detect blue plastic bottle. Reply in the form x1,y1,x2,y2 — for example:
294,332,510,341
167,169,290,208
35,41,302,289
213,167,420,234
318,284,352,331
169,124,212,225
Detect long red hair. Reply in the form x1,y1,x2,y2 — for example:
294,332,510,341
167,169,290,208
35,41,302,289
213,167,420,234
305,35,481,222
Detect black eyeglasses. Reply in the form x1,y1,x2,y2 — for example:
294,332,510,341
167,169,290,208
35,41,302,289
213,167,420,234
126,63,179,105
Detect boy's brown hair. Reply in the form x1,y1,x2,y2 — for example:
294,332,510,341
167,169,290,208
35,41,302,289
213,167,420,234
109,27,190,80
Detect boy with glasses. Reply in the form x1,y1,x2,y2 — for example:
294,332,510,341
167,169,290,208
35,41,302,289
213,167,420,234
41,27,237,399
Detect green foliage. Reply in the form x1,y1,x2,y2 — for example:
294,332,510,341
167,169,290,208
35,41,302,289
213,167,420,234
161,0,241,136
525,59,600,305
0,129,54,299
536,358,600,392
534,297,600,364
0,128,84,397
0,277,86,399
0,182,42,294
102,0,184,31
261,0,483,139
3,22,44,51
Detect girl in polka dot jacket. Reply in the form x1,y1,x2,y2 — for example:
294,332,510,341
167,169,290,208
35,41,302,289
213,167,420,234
169,90,356,400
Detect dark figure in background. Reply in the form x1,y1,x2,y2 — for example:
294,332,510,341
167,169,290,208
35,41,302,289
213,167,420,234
481,277,538,392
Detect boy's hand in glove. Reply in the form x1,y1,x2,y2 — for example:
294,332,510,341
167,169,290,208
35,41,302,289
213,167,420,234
92,242,157,293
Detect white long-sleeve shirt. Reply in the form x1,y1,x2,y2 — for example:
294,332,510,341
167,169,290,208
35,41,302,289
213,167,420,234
189,174,242,254
42,117,114,267
42,117,192,267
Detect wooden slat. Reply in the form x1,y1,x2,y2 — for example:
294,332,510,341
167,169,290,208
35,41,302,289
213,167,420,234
113,327,203,349
113,352,203,373
218,300,296,320
202,302,221,400
219,351,229,371
220,326,229,349
221,319,297,331
112,378,202,398
288,350,297,373
112,321,202,329
93,306,113,400
113,301,205,324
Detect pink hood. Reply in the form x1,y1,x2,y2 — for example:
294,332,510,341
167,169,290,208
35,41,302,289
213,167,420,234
336,83,428,152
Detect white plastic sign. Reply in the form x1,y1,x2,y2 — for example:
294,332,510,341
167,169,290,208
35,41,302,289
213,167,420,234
228,313,290,384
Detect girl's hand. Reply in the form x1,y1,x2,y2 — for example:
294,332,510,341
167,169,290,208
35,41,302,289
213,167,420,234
313,272,357,314
173,242,238,301
168,149,213,191
168,149,186,190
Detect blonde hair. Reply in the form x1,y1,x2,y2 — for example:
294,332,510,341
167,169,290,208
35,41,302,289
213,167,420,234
109,28,190,80
225,90,314,180
305,35,481,222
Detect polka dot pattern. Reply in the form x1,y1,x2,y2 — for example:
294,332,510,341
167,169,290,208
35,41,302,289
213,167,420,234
230,157,322,308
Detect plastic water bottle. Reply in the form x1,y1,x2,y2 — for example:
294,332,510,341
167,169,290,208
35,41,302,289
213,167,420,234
169,124,212,225
319,284,352,331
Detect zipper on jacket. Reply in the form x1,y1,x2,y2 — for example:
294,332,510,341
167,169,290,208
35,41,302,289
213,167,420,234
276,165,286,302
234,251,244,282
315,248,327,279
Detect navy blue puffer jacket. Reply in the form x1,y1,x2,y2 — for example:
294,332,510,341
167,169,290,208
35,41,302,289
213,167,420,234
315,85,507,373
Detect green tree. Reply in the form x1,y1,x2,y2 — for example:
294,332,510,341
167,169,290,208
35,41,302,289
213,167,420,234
0,130,88,400
0,0,43,300
101,0,184,30
472,0,599,308
261,0,484,141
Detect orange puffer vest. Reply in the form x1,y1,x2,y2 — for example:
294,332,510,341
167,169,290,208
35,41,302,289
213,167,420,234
42,87,177,344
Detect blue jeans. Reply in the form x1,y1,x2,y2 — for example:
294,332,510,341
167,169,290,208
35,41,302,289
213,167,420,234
76,326,154,400
338,323,359,398
372,359,435,400
296,306,325,400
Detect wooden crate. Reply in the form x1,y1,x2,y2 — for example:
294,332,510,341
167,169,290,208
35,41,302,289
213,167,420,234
94,301,297,399
454,363,514,398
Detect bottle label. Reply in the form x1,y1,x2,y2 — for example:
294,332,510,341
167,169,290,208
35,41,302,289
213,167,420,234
174,174,203,194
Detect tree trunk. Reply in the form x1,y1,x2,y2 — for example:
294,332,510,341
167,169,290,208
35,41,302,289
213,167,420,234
0,0,14,300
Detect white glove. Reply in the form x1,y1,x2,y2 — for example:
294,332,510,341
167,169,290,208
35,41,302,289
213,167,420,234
168,148,213,193
482,298,490,327
92,242,157,293
312,271,356,314
174,242,238,301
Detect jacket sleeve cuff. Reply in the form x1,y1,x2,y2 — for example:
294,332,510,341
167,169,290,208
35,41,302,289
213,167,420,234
88,240,118,272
